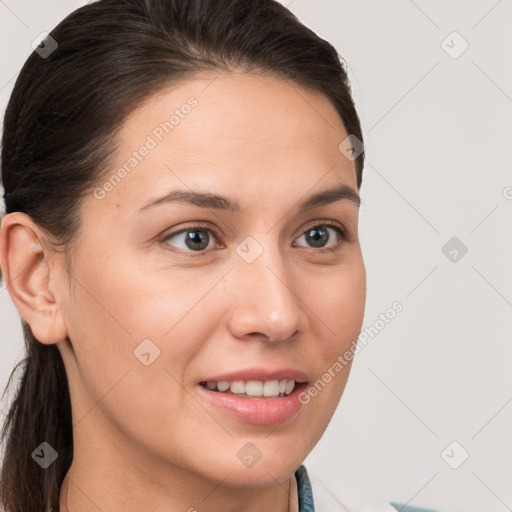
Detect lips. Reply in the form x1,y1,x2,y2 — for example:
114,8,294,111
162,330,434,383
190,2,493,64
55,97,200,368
196,367,309,425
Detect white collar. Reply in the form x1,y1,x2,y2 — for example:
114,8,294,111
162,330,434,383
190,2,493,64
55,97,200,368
307,468,397,511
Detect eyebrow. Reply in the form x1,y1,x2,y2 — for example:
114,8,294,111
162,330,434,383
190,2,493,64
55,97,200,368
136,182,360,215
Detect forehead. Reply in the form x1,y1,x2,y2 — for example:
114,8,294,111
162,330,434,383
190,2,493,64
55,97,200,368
90,71,356,218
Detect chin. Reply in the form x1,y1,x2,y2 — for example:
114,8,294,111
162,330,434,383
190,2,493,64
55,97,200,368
221,466,300,488
203,451,306,488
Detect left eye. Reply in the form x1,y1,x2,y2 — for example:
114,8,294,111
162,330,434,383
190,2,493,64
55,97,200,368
294,224,346,250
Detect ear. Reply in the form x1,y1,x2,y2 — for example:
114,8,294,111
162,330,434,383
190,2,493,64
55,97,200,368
0,212,68,345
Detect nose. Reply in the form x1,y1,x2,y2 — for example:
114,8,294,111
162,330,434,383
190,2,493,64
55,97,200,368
226,243,306,343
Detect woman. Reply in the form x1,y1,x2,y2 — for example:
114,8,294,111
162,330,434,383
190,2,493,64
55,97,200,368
0,1,442,511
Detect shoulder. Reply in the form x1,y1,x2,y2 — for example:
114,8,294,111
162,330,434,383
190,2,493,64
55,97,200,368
297,465,445,512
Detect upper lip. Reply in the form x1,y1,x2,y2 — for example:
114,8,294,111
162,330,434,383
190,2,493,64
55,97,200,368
199,367,308,384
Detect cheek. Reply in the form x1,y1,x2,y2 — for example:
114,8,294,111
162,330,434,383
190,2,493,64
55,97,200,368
64,249,225,393
62,264,215,453
307,257,366,351
299,257,365,409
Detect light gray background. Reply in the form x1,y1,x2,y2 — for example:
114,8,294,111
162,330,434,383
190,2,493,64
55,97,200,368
1,1,511,511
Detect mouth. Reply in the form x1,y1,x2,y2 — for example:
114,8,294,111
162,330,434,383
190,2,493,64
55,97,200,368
196,377,309,426
198,379,302,399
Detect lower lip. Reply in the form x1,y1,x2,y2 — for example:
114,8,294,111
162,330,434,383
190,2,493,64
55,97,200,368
196,382,308,426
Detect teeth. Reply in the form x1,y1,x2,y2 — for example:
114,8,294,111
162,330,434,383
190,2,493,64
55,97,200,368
263,380,280,396
246,380,263,396
230,380,245,394
217,381,230,392
202,379,297,397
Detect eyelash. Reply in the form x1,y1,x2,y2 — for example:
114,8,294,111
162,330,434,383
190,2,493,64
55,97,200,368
160,220,350,256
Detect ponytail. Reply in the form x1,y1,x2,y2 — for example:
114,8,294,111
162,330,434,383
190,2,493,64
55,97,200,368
0,322,73,512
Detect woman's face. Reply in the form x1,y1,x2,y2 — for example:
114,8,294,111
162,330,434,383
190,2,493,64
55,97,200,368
56,71,366,486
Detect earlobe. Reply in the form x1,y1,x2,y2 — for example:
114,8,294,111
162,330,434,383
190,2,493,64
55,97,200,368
0,212,69,345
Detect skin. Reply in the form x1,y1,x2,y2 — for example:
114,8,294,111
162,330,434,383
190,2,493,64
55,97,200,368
0,71,366,512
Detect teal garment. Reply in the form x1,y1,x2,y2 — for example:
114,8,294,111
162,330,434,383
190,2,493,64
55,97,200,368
295,464,443,512
295,465,315,511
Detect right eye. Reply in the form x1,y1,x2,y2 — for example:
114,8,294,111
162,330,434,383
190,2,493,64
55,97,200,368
160,223,223,255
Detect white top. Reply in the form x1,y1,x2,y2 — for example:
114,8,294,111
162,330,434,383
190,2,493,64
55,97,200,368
307,469,397,511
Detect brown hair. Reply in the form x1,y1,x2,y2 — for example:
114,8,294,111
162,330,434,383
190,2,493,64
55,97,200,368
0,1,364,510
